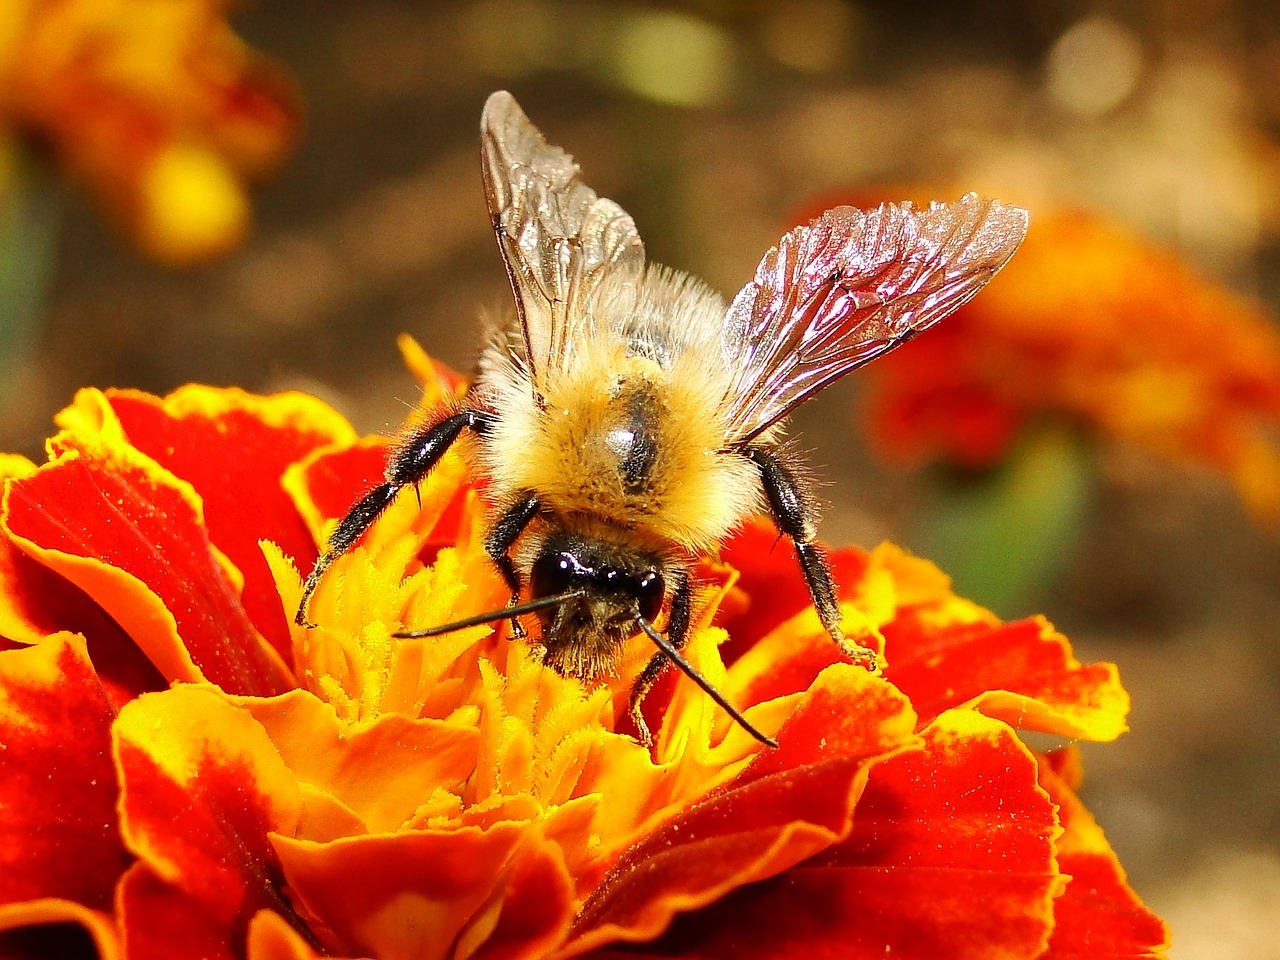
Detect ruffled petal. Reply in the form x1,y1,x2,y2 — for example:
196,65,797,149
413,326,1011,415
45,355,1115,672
3,406,292,696
112,685,313,955
235,689,480,836
565,667,920,955
273,822,576,960
0,634,130,912
636,711,1063,960
885,614,1130,741
1039,752,1170,959
105,386,357,660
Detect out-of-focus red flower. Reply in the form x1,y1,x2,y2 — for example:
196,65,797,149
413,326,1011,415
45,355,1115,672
0,342,1168,959
0,0,297,263
851,204,1280,528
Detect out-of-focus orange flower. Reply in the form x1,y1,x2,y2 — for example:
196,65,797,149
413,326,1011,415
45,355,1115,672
0,0,297,264
855,205,1280,528
0,342,1168,959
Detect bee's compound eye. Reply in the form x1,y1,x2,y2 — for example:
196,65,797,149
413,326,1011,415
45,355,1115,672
636,569,664,623
531,551,577,599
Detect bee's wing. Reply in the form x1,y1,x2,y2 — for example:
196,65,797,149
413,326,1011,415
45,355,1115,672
720,195,1029,445
481,91,645,388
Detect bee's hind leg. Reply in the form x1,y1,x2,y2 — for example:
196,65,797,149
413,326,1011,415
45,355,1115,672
629,569,692,747
295,408,493,628
483,492,541,638
744,447,879,672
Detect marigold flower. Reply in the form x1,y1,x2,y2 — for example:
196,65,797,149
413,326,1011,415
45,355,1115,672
0,342,1168,959
855,205,1280,528
0,0,297,263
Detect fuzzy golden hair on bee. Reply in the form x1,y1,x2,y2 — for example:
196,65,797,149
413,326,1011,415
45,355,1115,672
296,90,1030,749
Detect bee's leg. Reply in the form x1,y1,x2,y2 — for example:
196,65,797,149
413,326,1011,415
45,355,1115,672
629,568,692,747
295,408,493,627
745,447,878,671
483,492,541,638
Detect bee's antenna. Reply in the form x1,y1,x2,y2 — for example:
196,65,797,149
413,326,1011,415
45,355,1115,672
394,591,584,639
634,614,779,749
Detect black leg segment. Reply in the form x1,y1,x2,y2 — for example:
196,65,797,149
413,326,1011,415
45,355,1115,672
482,492,541,639
483,492,541,598
745,446,877,670
295,408,494,627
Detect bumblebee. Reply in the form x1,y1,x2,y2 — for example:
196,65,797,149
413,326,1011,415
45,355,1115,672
297,91,1028,747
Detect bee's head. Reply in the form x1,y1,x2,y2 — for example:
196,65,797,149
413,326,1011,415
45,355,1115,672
529,532,666,679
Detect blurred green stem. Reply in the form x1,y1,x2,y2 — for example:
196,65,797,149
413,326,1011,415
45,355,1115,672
913,424,1094,618
1,141,63,402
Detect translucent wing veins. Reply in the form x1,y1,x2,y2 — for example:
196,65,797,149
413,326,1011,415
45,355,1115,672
720,195,1029,445
480,91,645,390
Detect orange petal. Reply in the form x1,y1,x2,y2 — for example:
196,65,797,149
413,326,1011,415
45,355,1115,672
565,667,921,955
273,822,575,960
0,635,130,912
1039,756,1170,959
106,386,356,660
0,898,121,960
236,688,480,835
885,614,1130,741
112,686,310,953
247,909,326,960
637,711,1063,960
3,429,292,696
397,334,468,406
456,829,578,960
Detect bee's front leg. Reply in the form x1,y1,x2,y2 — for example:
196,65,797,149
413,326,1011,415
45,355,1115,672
295,408,493,627
744,446,879,672
483,492,541,638
629,569,692,747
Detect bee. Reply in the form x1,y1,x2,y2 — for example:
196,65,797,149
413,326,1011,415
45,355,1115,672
296,91,1028,747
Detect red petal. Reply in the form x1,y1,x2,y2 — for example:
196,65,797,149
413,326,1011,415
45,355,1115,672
108,387,356,661
287,439,389,543
715,519,872,660
566,667,920,955
119,864,325,960
2,457,166,707
289,439,471,559
113,686,311,955
1039,757,1170,959
0,635,130,912
885,614,1130,741
117,865,238,960
4,435,292,696
643,712,1062,960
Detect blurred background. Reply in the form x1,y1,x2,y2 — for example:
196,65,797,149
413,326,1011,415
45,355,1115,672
2,2,1279,956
